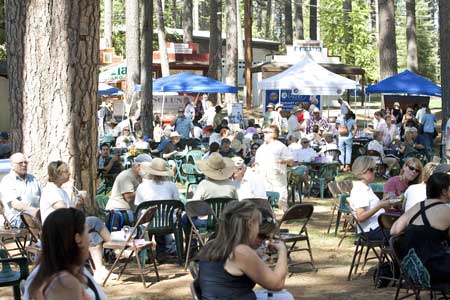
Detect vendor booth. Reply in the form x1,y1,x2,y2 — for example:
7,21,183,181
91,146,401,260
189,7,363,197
257,56,358,111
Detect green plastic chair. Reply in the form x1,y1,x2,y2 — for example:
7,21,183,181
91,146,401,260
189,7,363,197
135,200,185,266
181,163,204,197
186,150,204,164
266,191,280,208
309,162,339,200
0,249,29,300
369,182,384,199
95,194,109,211
204,198,235,230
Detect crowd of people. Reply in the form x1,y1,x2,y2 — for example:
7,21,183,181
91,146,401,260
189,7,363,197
0,95,449,299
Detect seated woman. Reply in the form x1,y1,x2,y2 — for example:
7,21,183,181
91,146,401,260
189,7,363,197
349,156,392,241
367,131,399,177
383,157,423,197
40,161,115,283
25,208,106,300
134,158,179,256
197,201,288,300
402,162,437,212
391,173,450,285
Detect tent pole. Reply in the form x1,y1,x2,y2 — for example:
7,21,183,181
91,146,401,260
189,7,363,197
278,89,281,105
161,93,165,122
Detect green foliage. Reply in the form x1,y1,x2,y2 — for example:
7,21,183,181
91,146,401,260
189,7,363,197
320,0,378,81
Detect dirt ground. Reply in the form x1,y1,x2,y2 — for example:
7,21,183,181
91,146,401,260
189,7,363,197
0,197,405,300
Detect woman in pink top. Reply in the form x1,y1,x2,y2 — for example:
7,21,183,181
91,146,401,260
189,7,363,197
383,157,423,197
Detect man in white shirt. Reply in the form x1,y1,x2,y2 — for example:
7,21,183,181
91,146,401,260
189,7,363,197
287,107,302,139
294,138,317,163
0,153,41,227
184,97,195,120
338,97,351,117
367,131,399,177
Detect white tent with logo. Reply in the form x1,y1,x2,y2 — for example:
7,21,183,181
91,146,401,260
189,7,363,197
257,56,358,98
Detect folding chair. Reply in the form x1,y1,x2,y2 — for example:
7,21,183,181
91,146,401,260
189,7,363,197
103,206,159,287
278,203,316,271
0,204,29,257
136,200,185,266
20,212,42,261
242,198,273,213
0,249,29,300
184,201,213,269
326,181,341,234
323,149,341,162
347,203,383,281
374,213,399,288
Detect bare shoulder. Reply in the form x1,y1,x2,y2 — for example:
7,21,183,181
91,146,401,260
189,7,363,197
233,244,258,259
46,272,83,300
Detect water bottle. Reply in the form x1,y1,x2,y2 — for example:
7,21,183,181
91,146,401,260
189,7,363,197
98,157,105,169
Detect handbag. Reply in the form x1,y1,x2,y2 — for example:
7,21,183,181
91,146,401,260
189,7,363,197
338,124,349,136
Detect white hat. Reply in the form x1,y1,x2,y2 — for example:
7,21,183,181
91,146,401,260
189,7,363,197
196,153,236,180
313,107,320,113
134,154,153,164
140,158,174,178
170,131,180,138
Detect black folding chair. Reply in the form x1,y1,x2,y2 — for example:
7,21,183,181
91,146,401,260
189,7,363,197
278,203,316,271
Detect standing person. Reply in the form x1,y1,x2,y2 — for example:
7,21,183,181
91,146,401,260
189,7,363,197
349,156,392,241
272,103,283,130
174,108,194,140
197,201,289,300
287,107,302,139
26,208,106,300
263,103,275,126
390,173,450,286
255,125,294,211
338,97,351,118
213,105,227,128
184,97,195,120
199,100,216,126
193,98,205,126
308,97,319,114
0,152,41,227
338,111,357,171
416,103,428,123
374,111,387,134
392,102,403,126
384,115,399,146
420,107,436,161
306,108,329,134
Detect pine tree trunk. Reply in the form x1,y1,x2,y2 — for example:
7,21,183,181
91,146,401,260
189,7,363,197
126,0,140,111
244,0,253,109
265,0,272,39
104,0,113,48
309,0,317,40
5,0,100,207
378,0,397,79
207,0,222,104
141,0,154,138
285,0,293,45
236,0,244,60
343,0,354,64
256,0,263,33
406,0,418,73
183,0,193,42
439,0,450,138
225,0,238,103
155,0,170,76
294,0,304,40
172,0,178,27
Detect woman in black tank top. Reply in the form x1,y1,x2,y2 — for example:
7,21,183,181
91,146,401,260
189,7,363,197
391,173,450,284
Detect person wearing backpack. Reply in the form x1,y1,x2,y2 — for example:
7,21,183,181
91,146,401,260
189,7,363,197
391,172,450,285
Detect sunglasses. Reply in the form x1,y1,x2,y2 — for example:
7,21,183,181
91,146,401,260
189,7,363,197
251,147,258,150
407,165,420,172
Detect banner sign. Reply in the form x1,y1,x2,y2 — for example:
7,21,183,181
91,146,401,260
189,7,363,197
227,103,244,125
265,90,320,112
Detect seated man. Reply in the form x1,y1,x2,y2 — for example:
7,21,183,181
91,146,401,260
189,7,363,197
318,133,338,156
367,131,399,178
105,154,153,221
399,127,426,161
0,153,41,227
219,138,235,158
97,143,122,176
231,157,267,200
294,138,317,163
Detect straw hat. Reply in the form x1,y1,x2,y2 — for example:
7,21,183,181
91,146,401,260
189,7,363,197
267,103,275,109
275,103,283,110
140,158,174,178
196,152,236,180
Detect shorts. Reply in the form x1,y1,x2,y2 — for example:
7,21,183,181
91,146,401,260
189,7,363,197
86,216,106,247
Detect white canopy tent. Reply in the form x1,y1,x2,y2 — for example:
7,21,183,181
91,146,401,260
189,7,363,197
257,56,358,105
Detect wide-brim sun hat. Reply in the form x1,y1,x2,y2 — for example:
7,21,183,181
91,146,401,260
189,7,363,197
275,103,283,110
141,158,174,178
196,152,236,180
267,103,275,109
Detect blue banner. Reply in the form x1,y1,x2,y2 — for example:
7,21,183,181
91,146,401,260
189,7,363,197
265,90,321,112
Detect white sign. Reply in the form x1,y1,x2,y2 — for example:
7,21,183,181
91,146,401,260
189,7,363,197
153,95,192,115
227,103,243,125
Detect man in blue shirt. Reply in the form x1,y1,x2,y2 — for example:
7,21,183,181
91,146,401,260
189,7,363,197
174,108,194,139
420,107,436,160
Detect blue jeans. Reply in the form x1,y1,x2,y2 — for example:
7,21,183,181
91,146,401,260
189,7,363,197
423,132,434,160
339,136,353,165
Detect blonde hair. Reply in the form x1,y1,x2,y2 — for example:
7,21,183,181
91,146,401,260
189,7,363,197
422,162,438,183
352,156,376,179
47,161,68,183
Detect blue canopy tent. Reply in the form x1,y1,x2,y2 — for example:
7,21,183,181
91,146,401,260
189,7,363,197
98,83,124,96
365,70,441,97
135,72,238,118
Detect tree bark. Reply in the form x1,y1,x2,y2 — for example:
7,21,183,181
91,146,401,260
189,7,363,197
265,0,272,39
378,0,397,79
294,0,304,40
155,0,170,76
141,0,154,138
183,0,193,43
256,0,263,33
309,0,317,40
439,0,450,147
225,0,238,103
207,0,222,104
244,0,252,109
104,0,113,47
406,0,418,73
343,0,354,64
6,0,100,208
236,0,244,60
284,0,293,45
172,0,178,27
126,0,140,111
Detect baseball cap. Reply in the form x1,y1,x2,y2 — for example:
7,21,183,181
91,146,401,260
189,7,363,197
134,154,153,164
